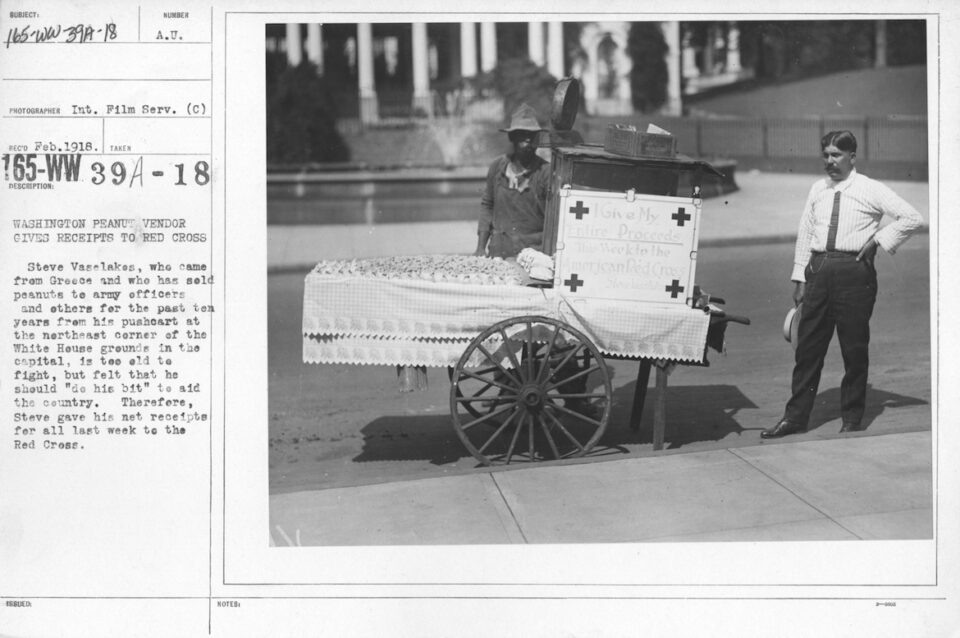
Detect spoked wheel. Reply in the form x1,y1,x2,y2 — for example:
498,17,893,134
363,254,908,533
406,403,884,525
447,365,492,421
449,315,612,466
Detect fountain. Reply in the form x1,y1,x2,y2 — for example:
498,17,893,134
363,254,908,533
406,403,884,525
426,85,504,168
427,116,488,169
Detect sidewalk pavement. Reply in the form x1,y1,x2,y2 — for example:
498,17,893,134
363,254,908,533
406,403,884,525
269,170,933,545
266,170,930,270
271,430,932,545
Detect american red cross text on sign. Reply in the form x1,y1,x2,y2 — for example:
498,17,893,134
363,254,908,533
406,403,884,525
555,190,699,304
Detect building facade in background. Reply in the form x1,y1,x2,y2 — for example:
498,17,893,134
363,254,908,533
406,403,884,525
266,21,757,123
266,20,923,125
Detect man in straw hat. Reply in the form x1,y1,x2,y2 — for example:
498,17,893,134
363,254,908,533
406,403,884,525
474,103,550,259
474,103,598,418
762,130,923,439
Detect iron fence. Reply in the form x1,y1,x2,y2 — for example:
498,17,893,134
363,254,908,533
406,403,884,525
581,114,928,165
328,112,927,179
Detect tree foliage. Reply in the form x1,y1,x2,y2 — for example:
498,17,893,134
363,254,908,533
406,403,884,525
886,20,926,66
266,57,350,164
627,23,669,113
736,20,925,80
478,58,558,127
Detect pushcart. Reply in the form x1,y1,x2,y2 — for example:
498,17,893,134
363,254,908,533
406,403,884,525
303,82,750,466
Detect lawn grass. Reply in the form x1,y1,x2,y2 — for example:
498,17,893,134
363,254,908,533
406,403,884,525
689,65,927,117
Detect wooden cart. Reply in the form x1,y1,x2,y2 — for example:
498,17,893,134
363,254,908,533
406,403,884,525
443,145,749,465
303,82,749,466
303,151,748,467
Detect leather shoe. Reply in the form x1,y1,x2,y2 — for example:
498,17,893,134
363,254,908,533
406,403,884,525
761,419,806,439
839,421,862,433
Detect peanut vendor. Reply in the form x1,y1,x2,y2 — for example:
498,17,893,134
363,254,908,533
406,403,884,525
474,103,552,259
474,103,598,418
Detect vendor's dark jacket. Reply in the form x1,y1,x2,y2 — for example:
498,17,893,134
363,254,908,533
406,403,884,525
479,154,551,259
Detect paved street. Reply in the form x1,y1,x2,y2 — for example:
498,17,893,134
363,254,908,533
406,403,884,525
268,238,930,496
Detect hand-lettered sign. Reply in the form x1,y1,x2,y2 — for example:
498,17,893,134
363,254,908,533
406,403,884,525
554,189,701,304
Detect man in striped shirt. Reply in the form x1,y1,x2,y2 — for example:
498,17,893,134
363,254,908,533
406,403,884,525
761,130,924,439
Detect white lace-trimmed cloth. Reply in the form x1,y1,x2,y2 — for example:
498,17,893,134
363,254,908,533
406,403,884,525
557,298,709,362
303,273,710,366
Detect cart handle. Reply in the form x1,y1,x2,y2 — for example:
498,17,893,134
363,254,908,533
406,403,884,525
708,309,751,326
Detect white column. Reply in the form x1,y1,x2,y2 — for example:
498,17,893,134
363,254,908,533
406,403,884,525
703,25,716,75
662,22,682,116
305,24,323,73
357,23,378,123
725,22,741,73
578,24,598,115
528,22,545,66
285,23,302,66
480,22,497,72
547,21,564,77
615,39,632,115
875,19,888,69
412,23,432,117
682,28,699,79
460,22,477,78
583,45,598,115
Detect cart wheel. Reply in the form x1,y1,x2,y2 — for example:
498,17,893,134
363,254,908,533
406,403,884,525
450,316,612,466
448,366,494,421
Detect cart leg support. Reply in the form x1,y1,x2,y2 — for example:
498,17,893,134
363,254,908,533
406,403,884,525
653,366,668,451
629,360,652,432
629,359,668,451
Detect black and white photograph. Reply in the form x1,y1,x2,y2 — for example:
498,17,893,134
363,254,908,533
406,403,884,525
265,18,932,547
2,2,958,636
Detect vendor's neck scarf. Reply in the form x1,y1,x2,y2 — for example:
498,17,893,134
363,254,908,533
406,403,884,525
505,160,534,192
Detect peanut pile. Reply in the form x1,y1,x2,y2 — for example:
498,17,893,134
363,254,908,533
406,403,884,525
311,254,524,285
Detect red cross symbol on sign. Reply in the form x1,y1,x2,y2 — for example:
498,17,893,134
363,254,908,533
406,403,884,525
569,201,590,220
665,279,685,298
564,273,585,292
672,207,692,226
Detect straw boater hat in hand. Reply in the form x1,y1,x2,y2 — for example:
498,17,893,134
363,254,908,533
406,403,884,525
500,103,546,132
783,303,803,351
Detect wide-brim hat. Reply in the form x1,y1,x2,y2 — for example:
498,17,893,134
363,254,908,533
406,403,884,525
782,303,802,350
500,103,546,133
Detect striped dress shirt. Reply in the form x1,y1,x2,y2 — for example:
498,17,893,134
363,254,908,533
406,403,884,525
791,169,924,282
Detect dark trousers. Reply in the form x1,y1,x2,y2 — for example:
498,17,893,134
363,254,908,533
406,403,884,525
784,252,877,426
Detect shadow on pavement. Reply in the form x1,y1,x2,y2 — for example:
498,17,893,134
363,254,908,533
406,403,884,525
603,382,758,451
353,414,471,466
352,382,762,465
805,384,929,432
